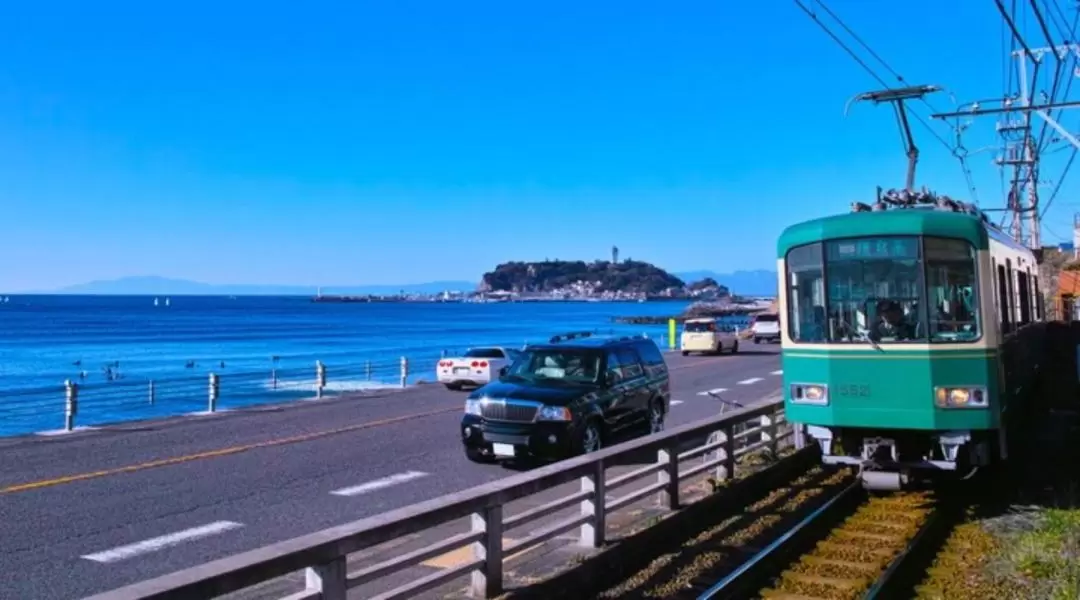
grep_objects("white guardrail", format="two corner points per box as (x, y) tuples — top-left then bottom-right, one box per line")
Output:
(86, 399), (799, 600)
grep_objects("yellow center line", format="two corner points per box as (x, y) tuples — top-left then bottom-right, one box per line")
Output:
(0, 406), (461, 495)
(3, 356), (769, 495)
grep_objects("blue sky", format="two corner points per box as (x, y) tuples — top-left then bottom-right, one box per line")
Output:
(2, 0), (1077, 291)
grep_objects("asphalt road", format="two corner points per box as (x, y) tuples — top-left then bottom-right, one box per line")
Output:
(0, 345), (783, 600)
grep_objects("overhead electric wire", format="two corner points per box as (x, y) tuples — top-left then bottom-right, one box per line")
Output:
(795, 0), (980, 202)
(1037, 3), (1079, 154)
(793, 0), (953, 151)
(1030, 0), (1065, 154)
(997, 0), (1038, 60)
(1043, 0), (1073, 41)
(1040, 144), (1076, 219)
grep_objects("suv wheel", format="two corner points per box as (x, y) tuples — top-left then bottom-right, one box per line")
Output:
(731, 341), (739, 354)
(648, 401), (665, 434)
(577, 420), (602, 455)
(753, 336), (761, 344)
(714, 342), (723, 355)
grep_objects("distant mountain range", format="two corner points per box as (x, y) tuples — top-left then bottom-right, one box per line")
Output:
(37, 276), (478, 296)
(674, 270), (777, 297)
(22, 269), (778, 297)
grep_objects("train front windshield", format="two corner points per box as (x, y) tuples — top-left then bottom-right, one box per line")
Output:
(785, 236), (980, 344)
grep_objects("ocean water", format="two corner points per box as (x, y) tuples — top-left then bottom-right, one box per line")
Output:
(0, 295), (751, 436)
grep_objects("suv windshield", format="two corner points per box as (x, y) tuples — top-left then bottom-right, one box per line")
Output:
(503, 348), (603, 384)
(464, 348), (505, 359)
(684, 321), (717, 333)
(785, 235), (981, 344)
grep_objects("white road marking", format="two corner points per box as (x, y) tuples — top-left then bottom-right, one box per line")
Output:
(771, 370), (783, 375)
(738, 377), (764, 385)
(670, 400), (685, 406)
(81, 521), (243, 564)
(330, 471), (429, 497)
(697, 388), (728, 396)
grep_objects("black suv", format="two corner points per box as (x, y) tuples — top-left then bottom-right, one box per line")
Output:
(460, 332), (671, 463)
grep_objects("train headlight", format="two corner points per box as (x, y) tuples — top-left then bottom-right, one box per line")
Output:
(790, 383), (828, 406)
(933, 386), (988, 409)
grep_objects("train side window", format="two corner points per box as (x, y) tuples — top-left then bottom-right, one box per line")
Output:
(785, 242), (825, 343)
(991, 258), (1000, 315)
(1006, 258), (1016, 330)
(924, 238), (980, 342)
(997, 263), (1011, 333)
(1034, 274), (1043, 320)
(1017, 270), (1031, 325)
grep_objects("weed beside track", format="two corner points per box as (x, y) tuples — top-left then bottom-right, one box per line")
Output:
(597, 465), (855, 599)
(757, 490), (936, 599)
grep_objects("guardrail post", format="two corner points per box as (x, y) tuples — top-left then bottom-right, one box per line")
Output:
(761, 413), (777, 457)
(315, 360), (326, 399)
(64, 380), (78, 431)
(304, 557), (347, 600)
(148, 380), (156, 405)
(579, 460), (606, 548)
(400, 356), (408, 388)
(470, 505), (503, 597)
(365, 360), (372, 381)
(656, 441), (680, 509)
(208, 373), (219, 413)
(722, 425), (736, 480)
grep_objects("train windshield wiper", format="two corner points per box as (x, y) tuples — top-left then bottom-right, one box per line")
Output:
(836, 318), (881, 350)
(852, 329), (882, 351)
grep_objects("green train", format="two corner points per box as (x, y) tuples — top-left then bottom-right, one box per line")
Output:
(778, 190), (1044, 489)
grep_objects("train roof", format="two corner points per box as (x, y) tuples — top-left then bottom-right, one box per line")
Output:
(776, 208), (1005, 257)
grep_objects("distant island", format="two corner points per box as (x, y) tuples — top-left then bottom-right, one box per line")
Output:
(315, 260), (734, 303)
(478, 259), (721, 299)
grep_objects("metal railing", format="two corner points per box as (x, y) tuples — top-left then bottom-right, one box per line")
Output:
(0, 354), (431, 437)
(86, 399), (798, 600)
(0, 333), (672, 438)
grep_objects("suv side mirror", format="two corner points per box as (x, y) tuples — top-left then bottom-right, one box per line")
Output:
(498, 365), (509, 377)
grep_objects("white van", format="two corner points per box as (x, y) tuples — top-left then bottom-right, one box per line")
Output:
(750, 313), (781, 344)
(680, 318), (739, 356)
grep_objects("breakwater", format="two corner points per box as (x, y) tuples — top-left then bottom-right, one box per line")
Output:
(613, 303), (772, 325)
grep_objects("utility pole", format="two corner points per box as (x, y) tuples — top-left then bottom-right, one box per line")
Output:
(846, 85), (944, 193)
(933, 43), (1080, 249)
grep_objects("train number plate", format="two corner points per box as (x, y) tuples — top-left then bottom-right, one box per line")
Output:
(836, 384), (871, 397)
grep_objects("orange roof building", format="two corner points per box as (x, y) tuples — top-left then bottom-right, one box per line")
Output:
(1055, 269), (1080, 320)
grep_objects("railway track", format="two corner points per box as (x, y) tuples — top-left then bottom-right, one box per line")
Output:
(696, 480), (950, 600)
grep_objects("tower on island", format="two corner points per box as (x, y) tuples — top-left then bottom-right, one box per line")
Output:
(612, 245), (619, 264)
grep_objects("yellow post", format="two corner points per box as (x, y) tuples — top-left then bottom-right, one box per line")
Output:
(668, 318), (677, 350)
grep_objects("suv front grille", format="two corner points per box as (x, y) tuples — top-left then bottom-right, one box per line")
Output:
(480, 401), (539, 423)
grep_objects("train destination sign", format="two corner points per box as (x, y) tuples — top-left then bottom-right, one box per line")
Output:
(826, 237), (918, 261)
